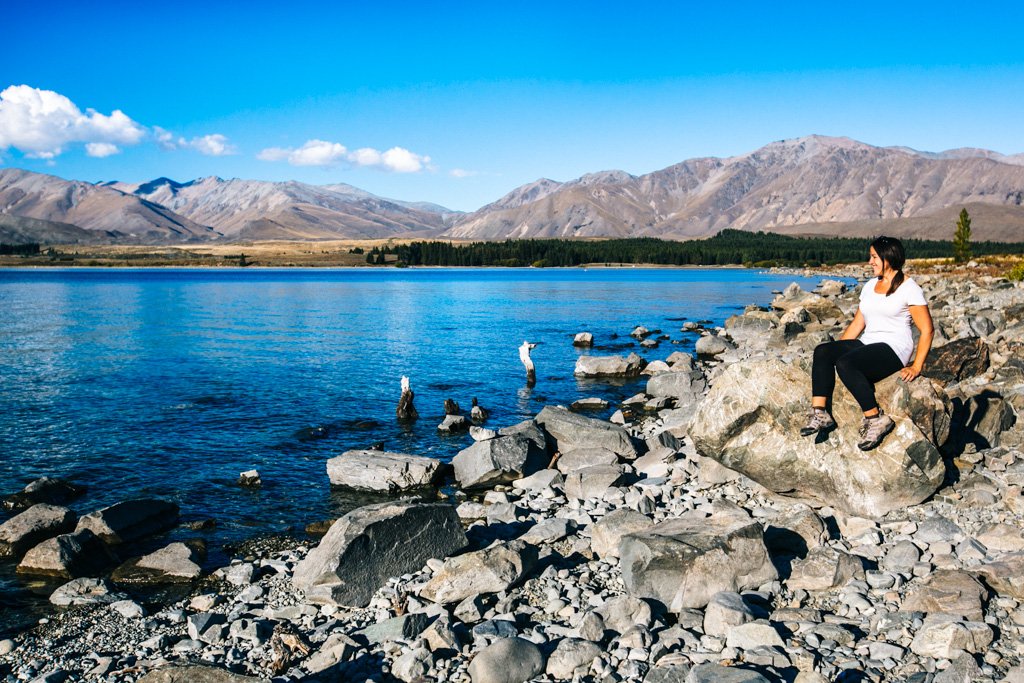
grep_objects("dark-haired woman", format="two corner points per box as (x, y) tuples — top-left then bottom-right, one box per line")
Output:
(801, 236), (934, 450)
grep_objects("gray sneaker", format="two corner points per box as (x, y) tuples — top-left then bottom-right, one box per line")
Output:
(858, 414), (895, 451)
(800, 409), (836, 436)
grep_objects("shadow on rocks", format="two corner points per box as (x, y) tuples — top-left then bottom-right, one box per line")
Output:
(306, 651), (390, 683)
(465, 520), (532, 547)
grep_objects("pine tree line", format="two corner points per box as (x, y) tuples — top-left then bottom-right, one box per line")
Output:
(372, 230), (1024, 268)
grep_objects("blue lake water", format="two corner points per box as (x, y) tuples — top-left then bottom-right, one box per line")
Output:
(0, 266), (828, 621)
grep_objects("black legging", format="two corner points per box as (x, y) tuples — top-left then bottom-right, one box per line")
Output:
(811, 340), (904, 412)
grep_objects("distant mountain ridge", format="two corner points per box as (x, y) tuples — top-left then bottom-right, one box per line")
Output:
(444, 136), (1024, 242)
(2, 135), (1023, 244)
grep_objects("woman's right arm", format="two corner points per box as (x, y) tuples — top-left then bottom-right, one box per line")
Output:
(839, 309), (865, 340)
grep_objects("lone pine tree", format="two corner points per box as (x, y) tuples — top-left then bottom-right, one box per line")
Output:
(953, 208), (972, 263)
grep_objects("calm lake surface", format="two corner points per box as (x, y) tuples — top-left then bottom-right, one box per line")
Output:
(0, 267), (828, 620)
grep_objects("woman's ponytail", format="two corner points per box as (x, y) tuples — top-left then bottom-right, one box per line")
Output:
(888, 270), (905, 297)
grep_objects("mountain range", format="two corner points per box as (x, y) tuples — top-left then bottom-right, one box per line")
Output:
(2, 135), (1023, 244)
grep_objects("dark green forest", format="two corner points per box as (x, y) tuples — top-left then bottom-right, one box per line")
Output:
(0, 243), (40, 256)
(368, 230), (1024, 267)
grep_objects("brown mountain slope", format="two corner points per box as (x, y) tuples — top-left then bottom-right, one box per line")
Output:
(0, 169), (219, 244)
(776, 202), (1024, 242)
(445, 136), (1024, 241)
(121, 176), (458, 240)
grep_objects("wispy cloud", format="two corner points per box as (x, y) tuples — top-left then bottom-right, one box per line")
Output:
(0, 85), (144, 159)
(258, 138), (431, 173)
(449, 168), (479, 178)
(154, 127), (236, 156)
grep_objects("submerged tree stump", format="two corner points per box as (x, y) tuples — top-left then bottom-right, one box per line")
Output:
(397, 376), (418, 421)
(520, 341), (538, 386)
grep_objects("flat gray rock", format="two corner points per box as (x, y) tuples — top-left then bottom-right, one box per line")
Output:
(468, 637), (544, 683)
(901, 570), (987, 620)
(787, 546), (864, 591)
(49, 577), (126, 606)
(685, 663), (771, 683)
(564, 464), (632, 501)
(689, 358), (949, 518)
(573, 353), (646, 378)
(536, 406), (640, 459)
(327, 450), (442, 492)
(909, 615), (993, 659)
(419, 540), (537, 605)
(590, 508), (654, 559)
(703, 591), (757, 637)
(112, 542), (203, 584)
(646, 369), (707, 404)
(75, 498), (179, 544)
(293, 500), (467, 606)
(137, 666), (268, 683)
(0, 503), (76, 559)
(620, 513), (777, 611)
(545, 638), (601, 679)
(555, 446), (619, 474)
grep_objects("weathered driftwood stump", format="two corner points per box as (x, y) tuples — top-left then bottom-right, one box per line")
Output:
(520, 341), (538, 386)
(396, 376), (418, 421)
(471, 397), (489, 422)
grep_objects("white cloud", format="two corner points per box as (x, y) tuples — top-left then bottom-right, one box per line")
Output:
(289, 139), (349, 167)
(380, 147), (427, 173)
(348, 147), (383, 167)
(85, 142), (120, 158)
(449, 168), (478, 178)
(257, 139), (430, 173)
(0, 85), (144, 159)
(153, 126), (235, 156)
(190, 133), (235, 156)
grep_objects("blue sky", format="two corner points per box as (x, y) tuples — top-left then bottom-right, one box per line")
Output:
(2, 1), (1022, 211)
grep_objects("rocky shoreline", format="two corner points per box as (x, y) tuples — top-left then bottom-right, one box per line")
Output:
(2, 269), (1024, 683)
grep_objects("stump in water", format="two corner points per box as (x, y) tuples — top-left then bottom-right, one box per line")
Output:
(397, 376), (418, 421)
(471, 397), (489, 423)
(519, 341), (538, 387)
(444, 398), (461, 416)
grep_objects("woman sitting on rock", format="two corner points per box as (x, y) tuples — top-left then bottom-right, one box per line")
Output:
(801, 236), (933, 450)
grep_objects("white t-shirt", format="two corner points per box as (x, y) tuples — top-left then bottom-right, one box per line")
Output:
(858, 277), (928, 365)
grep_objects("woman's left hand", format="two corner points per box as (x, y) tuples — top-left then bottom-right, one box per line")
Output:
(900, 365), (921, 382)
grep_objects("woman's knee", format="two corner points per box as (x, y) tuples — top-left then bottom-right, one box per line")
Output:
(813, 342), (834, 361)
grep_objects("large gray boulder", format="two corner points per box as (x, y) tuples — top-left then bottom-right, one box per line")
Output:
(590, 509), (655, 559)
(2, 477), (86, 512)
(17, 528), (117, 579)
(619, 513), (777, 611)
(112, 542), (204, 584)
(75, 498), (180, 544)
(327, 450), (443, 492)
(452, 435), (545, 490)
(771, 285), (845, 322)
(293, 501), (467, 606)
(0, 503), (76, 559)
(689, 358), (949, 518)
(419, 540), (537, 605)
(646, 369), (707, 405)
(536, 406), (639, 459)
(563, 464), (633, 501)
(574, 353), (646, 378)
